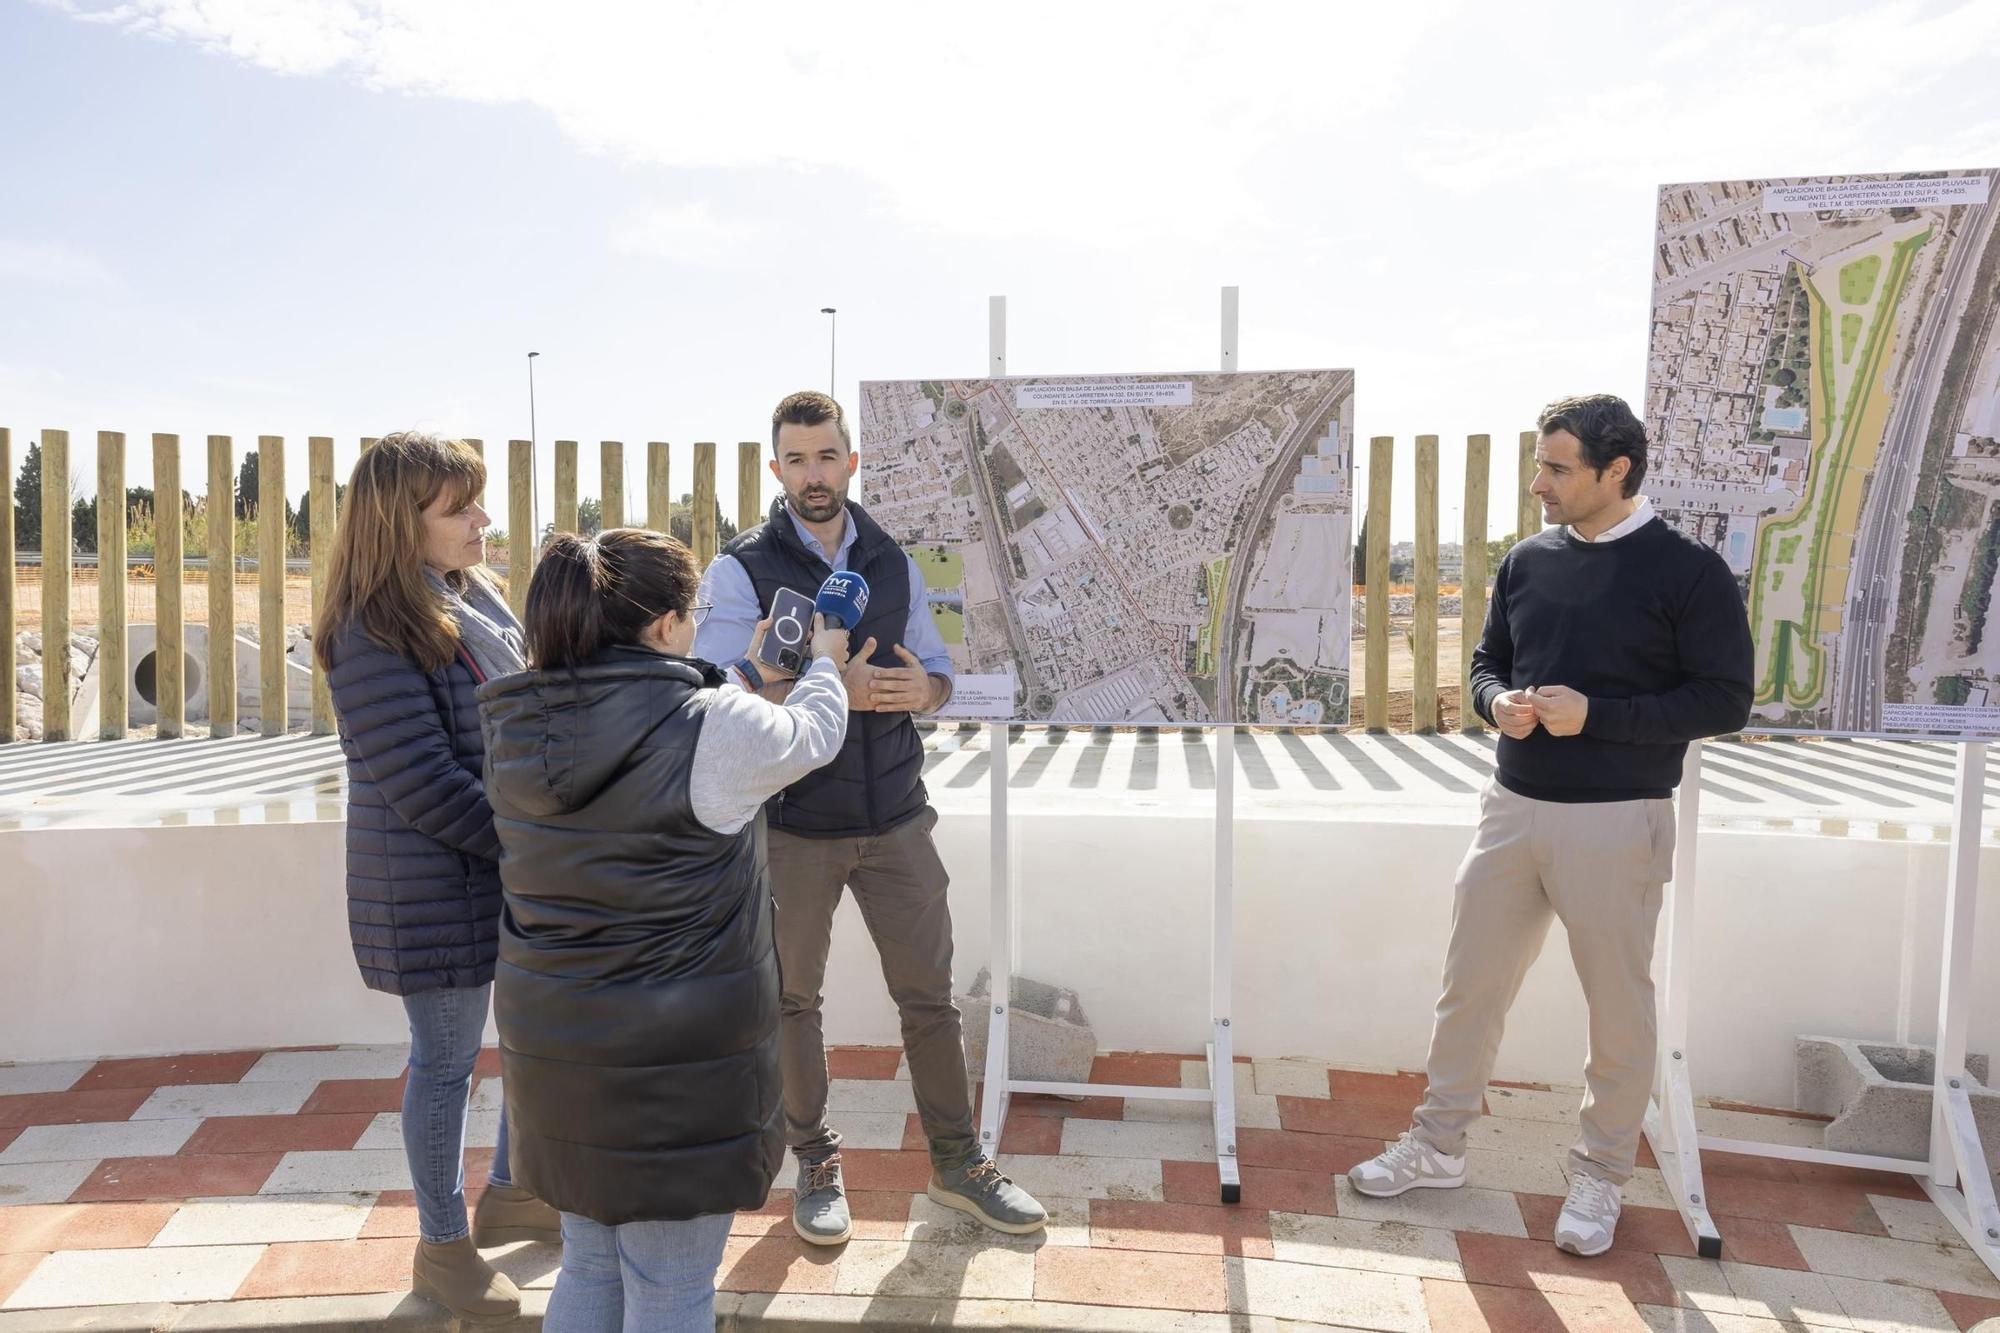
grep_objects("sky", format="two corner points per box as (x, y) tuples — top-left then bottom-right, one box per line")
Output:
(4, 0), (1999, 542)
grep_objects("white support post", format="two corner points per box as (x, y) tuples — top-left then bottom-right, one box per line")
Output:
(978, 718), (1013, 1151)
(978, 295), (1013, 1153)
(1921, 742), (2000, 1271)
(1659, 740), (1998, 1280)
(1645, 743), (1723, 1258)
(1210, 284), (1242, 1203)
(1931, 741), (1983, 1189)
(974, 288), (1245, 1204)
(1220, 286), (1239, 373)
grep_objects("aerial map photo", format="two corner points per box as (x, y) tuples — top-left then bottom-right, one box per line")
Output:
(859, 371), (1353, 726)
(1646, 169), (2000, 737)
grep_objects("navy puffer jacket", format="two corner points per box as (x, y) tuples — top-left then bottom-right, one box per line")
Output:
(327, 621), (502, 995)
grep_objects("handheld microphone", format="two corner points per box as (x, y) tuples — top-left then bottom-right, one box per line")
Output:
(814, 571), (871, 631)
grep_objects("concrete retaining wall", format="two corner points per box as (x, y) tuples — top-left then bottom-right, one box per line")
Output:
(3, 808), (1996, 1112)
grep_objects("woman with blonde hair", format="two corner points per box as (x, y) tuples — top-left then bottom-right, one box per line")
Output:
(480, 527), (849, 1331)
(314, 432), (558, 1321)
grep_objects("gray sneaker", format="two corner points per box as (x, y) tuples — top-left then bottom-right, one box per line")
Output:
(793, 1153), (853, 1246)
(928, 1153), (1048, 1235)
(1554, 1171), (1622, 1257)
(1347, 1132), (1467, 1197)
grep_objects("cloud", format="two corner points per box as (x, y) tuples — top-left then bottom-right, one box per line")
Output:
(51, 0), (376, 75)
(1401, 1), (2000, 192)
(0, 238), (117, 289)
(47, 0), (1433, 244)
(28, 0), (2000, 498)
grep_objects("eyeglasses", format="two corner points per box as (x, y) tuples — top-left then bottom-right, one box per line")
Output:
(613, 590), (712, 628)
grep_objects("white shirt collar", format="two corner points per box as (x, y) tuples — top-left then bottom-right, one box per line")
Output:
(1570, 496), (1655, 544)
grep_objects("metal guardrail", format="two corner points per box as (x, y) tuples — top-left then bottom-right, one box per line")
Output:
(12, 552), (315, 573)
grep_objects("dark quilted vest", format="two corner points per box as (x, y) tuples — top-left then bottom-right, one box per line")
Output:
(722, 498), (928, 838)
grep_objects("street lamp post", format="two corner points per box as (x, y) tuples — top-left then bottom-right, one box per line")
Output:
(527, 351), (540, 450)
(820, 307), (837, 397)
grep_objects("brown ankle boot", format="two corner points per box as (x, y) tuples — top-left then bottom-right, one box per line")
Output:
(473, 1182), (563, 1245)
(411, 1237), (521, 1321)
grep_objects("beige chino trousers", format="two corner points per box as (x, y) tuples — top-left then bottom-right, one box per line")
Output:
(1411, 780), (1677, 1184)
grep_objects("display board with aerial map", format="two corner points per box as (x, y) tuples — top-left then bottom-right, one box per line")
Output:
(1647, 169), (2000, 738)
(859, 371), (1353, 726)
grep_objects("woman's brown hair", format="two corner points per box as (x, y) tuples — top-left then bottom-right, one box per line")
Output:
(526, 528), (700, 671)
(312, 432), (491, 672)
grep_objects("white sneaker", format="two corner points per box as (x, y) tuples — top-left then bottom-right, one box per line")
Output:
(1554, 1172), (1622, 1257)
(1346, 1133), (1467, 1197)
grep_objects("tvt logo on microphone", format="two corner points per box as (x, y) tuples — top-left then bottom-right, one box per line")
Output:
(815, 573), (871, 630)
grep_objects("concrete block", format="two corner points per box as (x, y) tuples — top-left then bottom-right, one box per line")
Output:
(1796, 1036), (1999, 1196)
(126, 623), (214, 725)
(958, 968), (1096, 1086)
(74, 627), (312, 733)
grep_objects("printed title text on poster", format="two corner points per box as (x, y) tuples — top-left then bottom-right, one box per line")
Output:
(1764, 177), (1991, 212)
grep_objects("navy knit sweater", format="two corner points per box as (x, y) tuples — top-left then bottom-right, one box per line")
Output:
(1469, 519), (1754, 802)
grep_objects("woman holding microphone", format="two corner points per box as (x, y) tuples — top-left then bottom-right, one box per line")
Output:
(478, 527), (850, 1331)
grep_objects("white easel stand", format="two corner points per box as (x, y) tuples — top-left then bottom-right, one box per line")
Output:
(1646, 742), (2000, 1277)
(974, 289), (1244, 1204)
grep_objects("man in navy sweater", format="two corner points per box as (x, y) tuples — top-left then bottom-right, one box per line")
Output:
(1348, 394), (1753, 1257)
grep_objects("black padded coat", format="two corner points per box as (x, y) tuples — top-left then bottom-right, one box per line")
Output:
(479, 647), (784, 1225)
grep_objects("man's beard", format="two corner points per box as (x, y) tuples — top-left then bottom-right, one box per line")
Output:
(791, 484), (845, 522)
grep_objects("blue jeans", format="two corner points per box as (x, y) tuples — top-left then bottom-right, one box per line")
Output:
(544, 1210), (732, 1333)
(402, 984), (512, 1244)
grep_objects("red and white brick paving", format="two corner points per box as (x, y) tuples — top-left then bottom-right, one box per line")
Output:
(1, 1046), (1997, 1330)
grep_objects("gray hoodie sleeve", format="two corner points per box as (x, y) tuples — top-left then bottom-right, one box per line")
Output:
(688, 656), (850, 834)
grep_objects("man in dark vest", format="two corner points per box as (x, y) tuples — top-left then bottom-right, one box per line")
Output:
(695, 390), (1047, 1246)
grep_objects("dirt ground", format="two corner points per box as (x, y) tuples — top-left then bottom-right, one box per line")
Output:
(1351, 616), (1468, 731)
(12, 570), (320, 633)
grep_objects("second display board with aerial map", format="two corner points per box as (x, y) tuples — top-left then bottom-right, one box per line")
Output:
(859, 371), (1353, 726)
(1647, 168), (2000, 738)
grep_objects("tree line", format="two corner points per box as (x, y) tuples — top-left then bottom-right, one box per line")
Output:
(12, 442), (735, 557)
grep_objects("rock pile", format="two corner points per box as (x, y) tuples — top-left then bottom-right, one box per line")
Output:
(9, 631), (99, 742)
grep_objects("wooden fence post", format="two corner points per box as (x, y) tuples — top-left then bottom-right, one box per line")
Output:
(1413, 434), (1439, 733)
(463, 438), (484, 506)
(601, 441), (624, 530)
(507, 440), (534, 622)
(647, 443), (672, 534)
(153, 435), (184, 739)
(41, 429), (72, 742)
(258, 435), (286, 736)
(1364, 435), (1392, 733)
(1461, 434), (1491, 733)
(737, 442), (762, 535)
(97, 431), (129, 739)
(693, 442), (717, 567)
(554, 440), (579, 534)
(0, 427), (12, 742)
(207, 436), (236, 737)
(309, 437), (336, 735)
(1518, 429), (1540, 541)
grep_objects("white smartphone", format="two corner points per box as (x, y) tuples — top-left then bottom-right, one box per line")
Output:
(756, 587), (817, 676)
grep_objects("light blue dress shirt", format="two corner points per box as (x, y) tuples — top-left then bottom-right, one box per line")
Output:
(694, 505), (954, 681)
